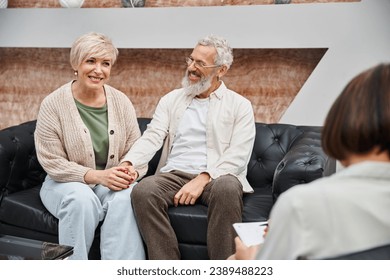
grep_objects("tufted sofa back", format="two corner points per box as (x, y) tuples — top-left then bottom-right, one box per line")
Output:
(0, 121), (45, 200)
(272, 126), (335, 199)
(247, 123), (304, 192)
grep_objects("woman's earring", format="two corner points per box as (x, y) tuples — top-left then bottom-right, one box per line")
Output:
(74, 71), (78, 78)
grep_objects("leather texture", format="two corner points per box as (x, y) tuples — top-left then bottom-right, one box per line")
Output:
(0, 118), (335, 259)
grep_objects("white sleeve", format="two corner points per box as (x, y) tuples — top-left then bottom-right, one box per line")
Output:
(256, 190), (307, 260)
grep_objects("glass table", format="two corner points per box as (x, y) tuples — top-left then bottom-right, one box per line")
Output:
(0, 234), (73, 260)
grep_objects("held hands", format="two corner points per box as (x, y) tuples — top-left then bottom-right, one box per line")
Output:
(107, 166), (136, 191)
(120, 164), (139, 182)
(173, 173), (210, 207)
(100, 166), (138, 191)
(85, 165), (138, 191)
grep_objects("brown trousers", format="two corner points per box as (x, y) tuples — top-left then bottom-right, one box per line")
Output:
(131, 170), (243, 260)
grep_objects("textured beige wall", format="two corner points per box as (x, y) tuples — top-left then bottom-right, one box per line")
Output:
(0, 48), (326, 129)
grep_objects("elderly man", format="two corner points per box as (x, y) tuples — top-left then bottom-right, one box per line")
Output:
(121, 35), (255, 260)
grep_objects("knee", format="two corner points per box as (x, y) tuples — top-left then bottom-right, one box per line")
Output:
(211, 175), (242, 197)
(110, 187), (132, 205)
(62, 187), (100, 213)
(208, 175), (243, 209)
(131, 177), (157, 204)
(56, 187), (103, 222)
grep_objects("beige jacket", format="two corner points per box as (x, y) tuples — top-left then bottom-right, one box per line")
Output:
(122, 82), (256, 193)
(35, 81), (146, 185)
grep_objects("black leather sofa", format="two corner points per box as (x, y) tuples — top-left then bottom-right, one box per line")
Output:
(0, 118), (336, 259)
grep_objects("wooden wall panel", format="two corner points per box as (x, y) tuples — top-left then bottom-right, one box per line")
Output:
(143, 0), (357, 7)
(7, 0), (358, 8)
(0, 47), (326, 129)
(7, 0), (121, 8)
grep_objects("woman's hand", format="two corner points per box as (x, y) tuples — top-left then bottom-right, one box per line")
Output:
(227, 237), (260, 260)
(263, 223), (269, 239)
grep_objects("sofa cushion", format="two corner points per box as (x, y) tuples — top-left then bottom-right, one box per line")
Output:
(169, 205), (208, 244)
(242, 188), (273, 222)
(179, 243), (209, 260)
(0, 186), (58, 235)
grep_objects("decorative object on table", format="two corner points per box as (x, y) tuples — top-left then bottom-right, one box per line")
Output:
(59, 0), (84, 8)
(122, 0), (145, 8)
(0, 0), (8, 9)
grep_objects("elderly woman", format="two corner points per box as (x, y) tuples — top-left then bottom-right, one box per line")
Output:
(229, 63), (390, 260)
(35, 32), (146, 260)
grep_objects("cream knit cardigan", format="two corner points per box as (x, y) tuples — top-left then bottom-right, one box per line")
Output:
(35, 81), (147, 185)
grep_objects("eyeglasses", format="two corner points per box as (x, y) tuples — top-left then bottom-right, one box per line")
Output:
(185, 57), (221, 69)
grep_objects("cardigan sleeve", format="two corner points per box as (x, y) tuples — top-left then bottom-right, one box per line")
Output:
(34, 86), (92, 183)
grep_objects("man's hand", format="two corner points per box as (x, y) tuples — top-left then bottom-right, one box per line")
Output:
(173, 173), (210, 207)
(119, 161), (139, 181)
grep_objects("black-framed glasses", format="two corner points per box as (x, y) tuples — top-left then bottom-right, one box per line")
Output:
(185, 57), (221, 69)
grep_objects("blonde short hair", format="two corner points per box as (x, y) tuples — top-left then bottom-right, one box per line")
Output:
(70, 32), (118, 70)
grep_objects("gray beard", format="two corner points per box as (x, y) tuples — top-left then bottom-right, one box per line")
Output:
(181, 72), (213, 98)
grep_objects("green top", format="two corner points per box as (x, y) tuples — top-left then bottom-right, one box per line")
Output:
(74, 98), (109, 170)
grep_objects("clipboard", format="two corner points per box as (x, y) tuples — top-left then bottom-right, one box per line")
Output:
(233, 221), (268, 246)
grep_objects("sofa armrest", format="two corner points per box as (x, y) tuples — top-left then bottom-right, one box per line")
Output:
(272, 129), (336, 201)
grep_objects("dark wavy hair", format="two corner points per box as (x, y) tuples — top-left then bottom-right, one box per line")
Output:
(322, 63), (390, 161)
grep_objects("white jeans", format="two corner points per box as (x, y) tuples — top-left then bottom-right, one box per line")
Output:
(40, 176), (145, 260)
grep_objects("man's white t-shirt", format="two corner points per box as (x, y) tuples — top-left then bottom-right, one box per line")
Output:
(160, 97), (209, 174)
